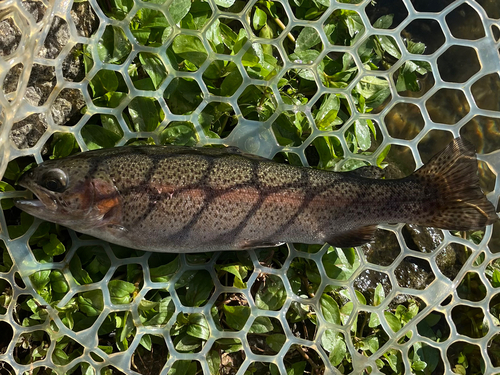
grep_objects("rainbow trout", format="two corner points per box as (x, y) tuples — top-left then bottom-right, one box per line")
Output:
(15, 138), (497, 253)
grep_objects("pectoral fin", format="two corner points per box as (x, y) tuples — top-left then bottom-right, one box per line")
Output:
(326, 225), (377, 247)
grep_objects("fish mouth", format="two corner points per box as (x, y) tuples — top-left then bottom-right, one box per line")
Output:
(14, 195), (58, 214)
(14, 180), (59, 215)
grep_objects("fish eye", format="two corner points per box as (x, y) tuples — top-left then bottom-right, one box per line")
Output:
(41, 169), (68, 193)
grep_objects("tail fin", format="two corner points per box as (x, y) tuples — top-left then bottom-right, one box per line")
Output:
(414, 138), (497, 230)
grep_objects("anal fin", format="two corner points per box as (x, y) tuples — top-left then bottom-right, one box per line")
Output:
(239, 240), (285, 250)
(326, 225), (377, 247)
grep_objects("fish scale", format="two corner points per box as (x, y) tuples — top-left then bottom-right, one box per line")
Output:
(14, 138), (498, 253)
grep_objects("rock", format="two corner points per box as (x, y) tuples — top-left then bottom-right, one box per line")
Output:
(394, 256), (435, 290)
(21, 0), (47, 23)
(404, 224), (469, 281)
(402, 224), (443, 253)
(38, 16), (69, 59)
(62, 44), (87, 82)
(10, 113), (48, 149)
(25, 64), (56, 106)
(70, 1), (99, 37)
(2, 63), (23, 97)
(361, 229), (401, 266)
(0, 17), (21, 56)
(358, 223), (467, 303)
(51, 88), (86, 126)
(353, 269), (392, 304)
(435, 243), (469, 281)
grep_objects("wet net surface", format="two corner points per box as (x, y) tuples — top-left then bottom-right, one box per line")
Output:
(0, 0), (500, 374)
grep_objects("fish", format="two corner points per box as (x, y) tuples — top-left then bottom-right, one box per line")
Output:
(14, 138), (498, 253)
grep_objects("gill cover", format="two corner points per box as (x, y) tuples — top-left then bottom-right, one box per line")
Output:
(14, 157), (122, 230)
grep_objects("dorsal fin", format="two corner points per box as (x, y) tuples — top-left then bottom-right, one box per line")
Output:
(222, 146), (272, 161)
(345, 166), (384, 179)
(149, 144), (272, 161)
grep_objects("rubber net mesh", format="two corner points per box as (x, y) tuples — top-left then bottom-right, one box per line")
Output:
(0, 0), (500, 374)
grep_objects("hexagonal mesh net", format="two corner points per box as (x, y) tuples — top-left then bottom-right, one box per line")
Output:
(1, 0), (500, 374)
